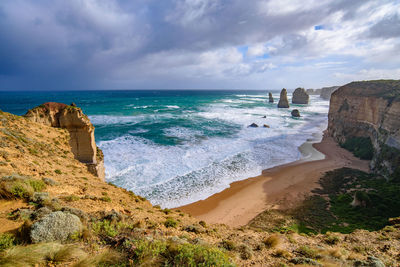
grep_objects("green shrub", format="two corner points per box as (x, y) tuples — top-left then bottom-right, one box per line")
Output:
(324, 233), (340, 245)
(220, 240), (236, 251)
(28, 180), (45, 192)
(0, 233), (15, 251)
(168, 243), (233, 267)
(92, 220), (119, 238)
(65, 195), (80, 202)
(296, 246), (320, 259)
(199, 220), (207, 227)
(237, 244), (252, 260)
(54, 169), (62, 175)
(0, 176), (46, 199)
(99, 196), (111, 202)
(341, 137), (374, 160)
(164, 217), (178, 228)
(163, 208), (172, 214)
(129, 239), (167, 264)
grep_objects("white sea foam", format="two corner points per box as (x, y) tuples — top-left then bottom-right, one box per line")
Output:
(99, 95), (329, 208)
(165, 105), (180, 109)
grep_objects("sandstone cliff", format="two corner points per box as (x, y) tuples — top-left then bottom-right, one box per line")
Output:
(25, 102), (105, 179)
(328, 80), (400, 175)
(292, 88), (309, 104)
(277, 88), (289, 108)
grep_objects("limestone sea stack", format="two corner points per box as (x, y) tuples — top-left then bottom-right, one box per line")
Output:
(292, 88), (309, 104)
(328, 80), (400, 175)
(25, 102), (105, 179)
(320, 86), (340, 100)
(268, 92), (274, 103)
(277, 89), (289, 108)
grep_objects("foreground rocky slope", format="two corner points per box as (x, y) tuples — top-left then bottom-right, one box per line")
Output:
(0, 105), (399, 266)
(328, 80), (400, 176)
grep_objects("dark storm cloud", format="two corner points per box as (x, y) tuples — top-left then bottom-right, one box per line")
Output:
(0, 0), (397, 90)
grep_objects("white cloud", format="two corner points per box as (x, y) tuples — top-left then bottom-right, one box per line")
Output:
(334, 68), (400, 81)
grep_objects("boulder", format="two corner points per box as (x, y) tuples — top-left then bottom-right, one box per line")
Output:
(354, 256), (385, 267)
(32, 207), (52, 220)
(263, 124), (270, 128)
(30, 192), (50, 205)
(290, 257), (321, 266)
(248, 123), (259, 128)
(30, 211), (83, 243)
(268, 92), (274, 103)
(291, 109), (301, 117)
(61, 207), (89, 223)
(277, 89), (289, 108)
(184, 224), (205, 234)
(292, 88), (309, 104)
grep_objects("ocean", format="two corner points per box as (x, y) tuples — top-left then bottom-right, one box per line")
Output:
(0, 90), (329, 208)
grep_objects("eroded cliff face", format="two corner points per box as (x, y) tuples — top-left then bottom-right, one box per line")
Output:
(328, 80), (400, 175)
(25, 102), (105, 179)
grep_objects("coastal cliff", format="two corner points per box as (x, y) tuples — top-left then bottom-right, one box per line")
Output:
(25, 102), (105, 179)
(328, 80), (400, 175)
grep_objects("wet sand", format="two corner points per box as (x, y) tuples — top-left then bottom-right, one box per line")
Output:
(178, 132), (369, 227)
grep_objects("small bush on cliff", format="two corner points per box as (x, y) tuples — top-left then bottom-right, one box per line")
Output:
(164, 217), (178, 228)
(0, 233), (15, 251)
(341, 137), (374, 160)
(0, 175), (46, 199)
(125, 239), (233, 266)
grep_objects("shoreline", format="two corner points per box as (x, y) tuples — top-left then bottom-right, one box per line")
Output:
(178, 131), (370, 227)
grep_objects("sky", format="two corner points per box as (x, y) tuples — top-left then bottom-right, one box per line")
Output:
(0, 0), (399, 91)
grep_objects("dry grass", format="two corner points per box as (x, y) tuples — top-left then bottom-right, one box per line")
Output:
(72, 249), (122, 267)
(0, 243), (85, 267)
(263, 234), (281, 248)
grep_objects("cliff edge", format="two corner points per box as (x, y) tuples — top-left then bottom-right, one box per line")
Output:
(328, 80), (400, 175)
(24, 102), (105, 179)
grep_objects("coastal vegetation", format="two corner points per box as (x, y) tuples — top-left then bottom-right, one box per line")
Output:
(341, 137), (374, 160)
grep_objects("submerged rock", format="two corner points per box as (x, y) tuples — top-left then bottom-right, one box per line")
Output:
(30, 211), (83, 243)
(292, 88), (309, 104)
(263, 124), (270, 128)
(277, 89), (289, 108)
(291, 109), (301, 117)
(248, 123), (259, 128)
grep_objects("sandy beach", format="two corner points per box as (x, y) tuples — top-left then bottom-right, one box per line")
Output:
(178, 132), (370, 227)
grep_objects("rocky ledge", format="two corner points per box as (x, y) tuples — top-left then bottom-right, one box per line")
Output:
(328, 80), (400, 175)
(24, 102), (105, 179)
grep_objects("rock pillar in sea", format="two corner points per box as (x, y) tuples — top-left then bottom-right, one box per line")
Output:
(24, 102), (105, 180)
(268, 92), (274, 103)
(292, 88), (309, 104)
(277, 89), (289, 108)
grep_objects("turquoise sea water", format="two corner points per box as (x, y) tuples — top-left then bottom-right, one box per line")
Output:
(0, 90), (329, 207)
